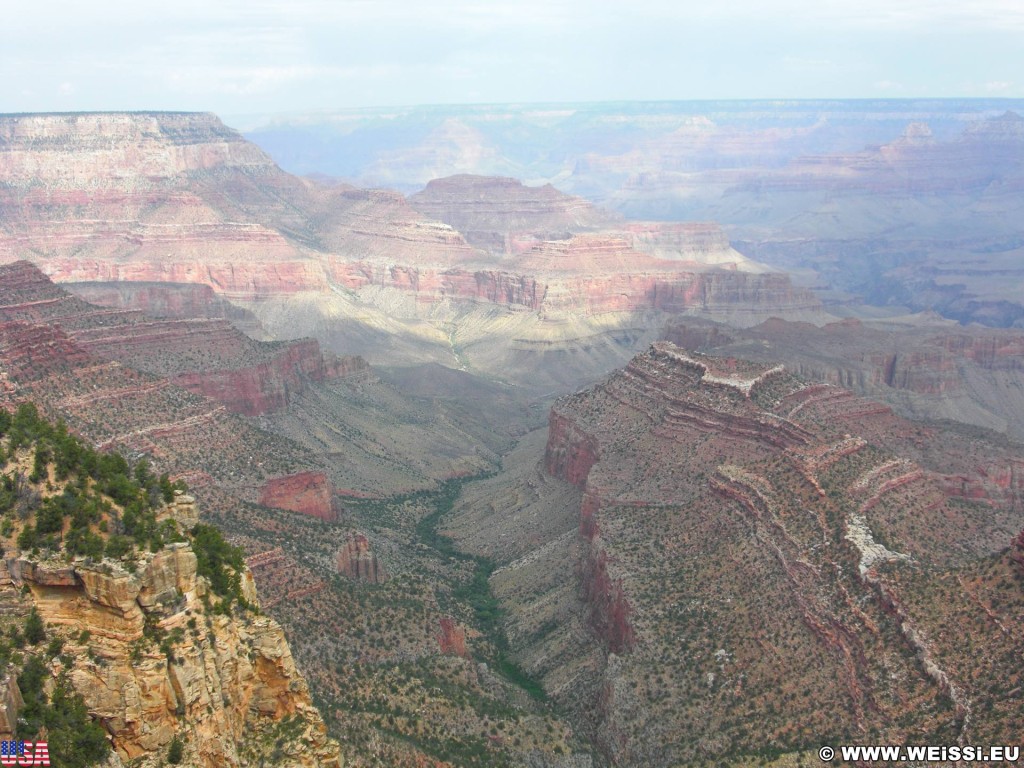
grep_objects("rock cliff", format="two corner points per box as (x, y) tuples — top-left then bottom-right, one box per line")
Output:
(0, 260), (370, 419)
(260, 472), (336, 521)
(0, 415), (343, 768)
(449, 343), (1024, 765)
(8, 545), (340, 768)
(334, 533), (387, 584)
(663, 316), (1024, 441)
(0, 113), (832, 391)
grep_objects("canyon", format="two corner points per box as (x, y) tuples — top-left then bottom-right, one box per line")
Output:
(444, 342), (1024, 765)
(0, 262), (593, 767)
(245, 101), (1024, 328)
(0, 260), (500, 500)
(0, 112), (829, 393)
(3, 105), (1024, 768)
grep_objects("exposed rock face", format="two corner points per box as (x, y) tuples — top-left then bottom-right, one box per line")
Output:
(435, 616), (469, 658)
(0, 260), (370, 418)
(0, 113), (832, 392)
(510, 342), (1024, 765)
(0, 112), (274, 185)
(0, 113), (323, 301)
(544, 412), (599, 487)
(0, 673), (24, 739)
(66, 281), (259, 322)
(334, 533), (387, 584)
(166, 340), (366, 417)
(9, 541), (342, 768)
(409, 174), (617, 253)
(0, 263), (503, 500)
(260, 472), (336, 521)
(663, 316), (1024, 441)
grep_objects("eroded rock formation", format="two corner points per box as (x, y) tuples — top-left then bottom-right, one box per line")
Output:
(260, 472), (336, 521)
(3, 530), (341, 768)
(0, 114), (831, 391)
(334, 533), (387, 584)
(664, 316), (1024, 441)
(482, 342), (1024, 765)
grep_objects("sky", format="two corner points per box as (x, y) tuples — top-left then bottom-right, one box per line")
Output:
(3, 0), (1024, 115)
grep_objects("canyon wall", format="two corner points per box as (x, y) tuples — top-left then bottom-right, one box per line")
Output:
(664, 316), (1024, 441)
(2, 495), (341, 768)
(529, 342), (1024, 764)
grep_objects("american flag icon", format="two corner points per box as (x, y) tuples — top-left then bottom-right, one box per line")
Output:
(0, 741), (49, 766)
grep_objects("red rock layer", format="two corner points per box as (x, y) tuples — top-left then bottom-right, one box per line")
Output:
(259, 472), (336, 521)
(0, 115), (823, 326)
(0, 261), (370, 417)
(167, 340), (360, 417)
(66, 282), (256, 321)
(409, 174), (616, 253)
(436, 616), (469, 658)
(335, 533), (387, 584)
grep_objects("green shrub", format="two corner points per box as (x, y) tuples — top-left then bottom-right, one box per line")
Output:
(167, 735), (184, 765)
(24, 608), (46, 646)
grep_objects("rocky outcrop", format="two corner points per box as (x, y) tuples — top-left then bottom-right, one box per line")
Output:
(0, 261), (370, 417)
(0, 672), (23, 740)
(578, 545), (634, 654)
(531, 342), (1024, 764)
(663, 317), (1024, 441)
(9, 542), (341, 768)
(409, 174), (617, 254)
(436, 616), (469, 658)
(544, 412), (600, 487)
(169, 341), (365, 417)
(66, 281), (259, 322)
(335, 533), (387, 584)
(260, 472), (336, 521)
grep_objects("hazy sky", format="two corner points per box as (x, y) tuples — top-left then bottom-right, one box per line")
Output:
(3, 0), (1023, 115)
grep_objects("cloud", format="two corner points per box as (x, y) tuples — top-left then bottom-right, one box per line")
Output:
(639, 0), (1024, 31)
(2, 0), (1024, 111)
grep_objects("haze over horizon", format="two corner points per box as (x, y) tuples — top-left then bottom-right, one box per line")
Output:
(3, 0), (1024, 116)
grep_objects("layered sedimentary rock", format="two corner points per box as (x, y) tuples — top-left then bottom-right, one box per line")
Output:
(0, 261), (369, 418)
(67, 281), (259, 322)
(0, 113), (831, 391)
(335, 533), (387, 584)
(664, 316), (1024, 441)
(260, 472), (336, 521)
(0, 113), (325, 300)
(409, 174), (765, 271)
(6, 524), (341, 768)
(409, 174), (618, 253)
(449, 343), (1024, 766)
(0, 262), (496, 507)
